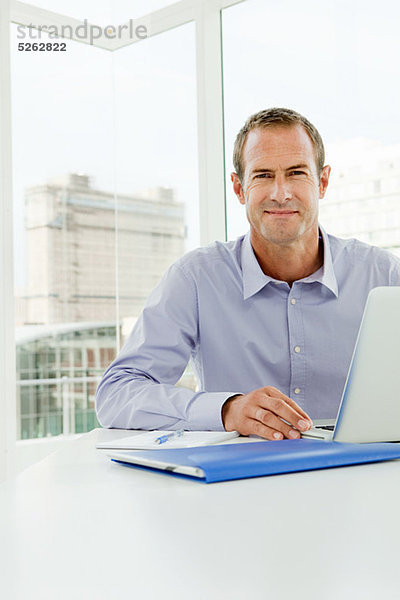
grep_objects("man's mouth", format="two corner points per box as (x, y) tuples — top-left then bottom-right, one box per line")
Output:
(265, 210), (298, 215)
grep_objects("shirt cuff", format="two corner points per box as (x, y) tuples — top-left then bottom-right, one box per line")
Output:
(186, 391), (242, 431)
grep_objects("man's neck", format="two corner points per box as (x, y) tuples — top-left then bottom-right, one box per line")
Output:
(250, 229), (323, 286)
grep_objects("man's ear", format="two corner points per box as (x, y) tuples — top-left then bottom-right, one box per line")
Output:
(319, 165), (331, 199)
(231, 172), (246, 205)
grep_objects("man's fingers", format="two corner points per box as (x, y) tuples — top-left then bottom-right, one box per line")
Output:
(263, 386), (312, 421)
(253, 407), (301, 439)
(251, 419), (285, 441)
(283, 396), (312, 422)
(257, 389), (312, 431)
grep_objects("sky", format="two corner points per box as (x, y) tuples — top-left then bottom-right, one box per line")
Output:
(11, 0), (400, 283)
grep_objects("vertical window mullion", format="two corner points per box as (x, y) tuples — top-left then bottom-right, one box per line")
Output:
(195, 2), (227, 244)
(0, 0), (17, 481)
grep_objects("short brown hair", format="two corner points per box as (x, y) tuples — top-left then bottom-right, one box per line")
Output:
(233, 107), (325, 182)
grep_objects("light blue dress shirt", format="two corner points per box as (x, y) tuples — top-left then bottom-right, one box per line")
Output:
(96, 227), (400, 431)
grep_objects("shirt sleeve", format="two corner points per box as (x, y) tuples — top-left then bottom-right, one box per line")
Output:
(389, 254), (400, 285)
(95, 263), (238, 431)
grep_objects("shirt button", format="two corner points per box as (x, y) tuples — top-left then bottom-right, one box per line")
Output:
(294, 346), (301, 353)
(294, 388), (301, 394)
(290, 298), (297, 305)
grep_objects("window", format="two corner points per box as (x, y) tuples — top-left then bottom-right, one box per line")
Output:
(10, 8), (201, 440)
(222, 0), (400, 255)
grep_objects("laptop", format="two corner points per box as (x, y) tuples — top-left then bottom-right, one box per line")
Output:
(302, 286), (400, 443)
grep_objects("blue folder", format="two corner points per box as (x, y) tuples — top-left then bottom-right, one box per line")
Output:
(110, 438), (400, 483)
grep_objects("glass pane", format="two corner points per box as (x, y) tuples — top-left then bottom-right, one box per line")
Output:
(17, 0), (177, 25)
(12, 25), (114, 438)
(114, 23), (199, 324)
(12, 19), (199, 440)
(222, 0), (400, 255)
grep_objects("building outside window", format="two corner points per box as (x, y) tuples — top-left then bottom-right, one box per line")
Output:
(16, 323), (115, 439)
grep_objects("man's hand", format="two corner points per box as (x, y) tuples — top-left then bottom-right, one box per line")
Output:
(222, 386), (313, 440)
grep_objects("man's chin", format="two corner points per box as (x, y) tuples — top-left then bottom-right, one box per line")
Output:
(258, 227), (302, 246)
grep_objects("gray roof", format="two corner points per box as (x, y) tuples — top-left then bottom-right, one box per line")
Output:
(16, 321), (117, 345)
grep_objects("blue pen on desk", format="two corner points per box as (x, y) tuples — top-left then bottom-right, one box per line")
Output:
(155, 429), (185, 445)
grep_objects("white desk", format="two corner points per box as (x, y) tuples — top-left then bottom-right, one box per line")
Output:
(1, 428), (400, 599)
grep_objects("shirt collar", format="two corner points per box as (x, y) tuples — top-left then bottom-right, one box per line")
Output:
(241, 225), (339, 300)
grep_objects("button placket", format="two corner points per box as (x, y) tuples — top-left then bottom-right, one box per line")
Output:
(288, 285), (306, 406)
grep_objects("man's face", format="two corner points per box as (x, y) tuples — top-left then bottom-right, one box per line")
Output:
(232, 125), (330, 247)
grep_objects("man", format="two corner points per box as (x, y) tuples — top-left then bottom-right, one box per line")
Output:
(96, 107), (400, 440)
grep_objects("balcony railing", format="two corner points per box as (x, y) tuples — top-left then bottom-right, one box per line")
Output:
(17, 375), (102, 438)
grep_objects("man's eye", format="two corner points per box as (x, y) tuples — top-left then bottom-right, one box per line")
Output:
(290, 170), (306, 176)
(254, 173), (270, 179)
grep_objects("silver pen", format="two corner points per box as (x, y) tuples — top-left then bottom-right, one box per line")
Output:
(154, 429), (185, 445)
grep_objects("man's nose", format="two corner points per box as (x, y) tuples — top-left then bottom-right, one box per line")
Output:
(270, 177), (292, 203)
